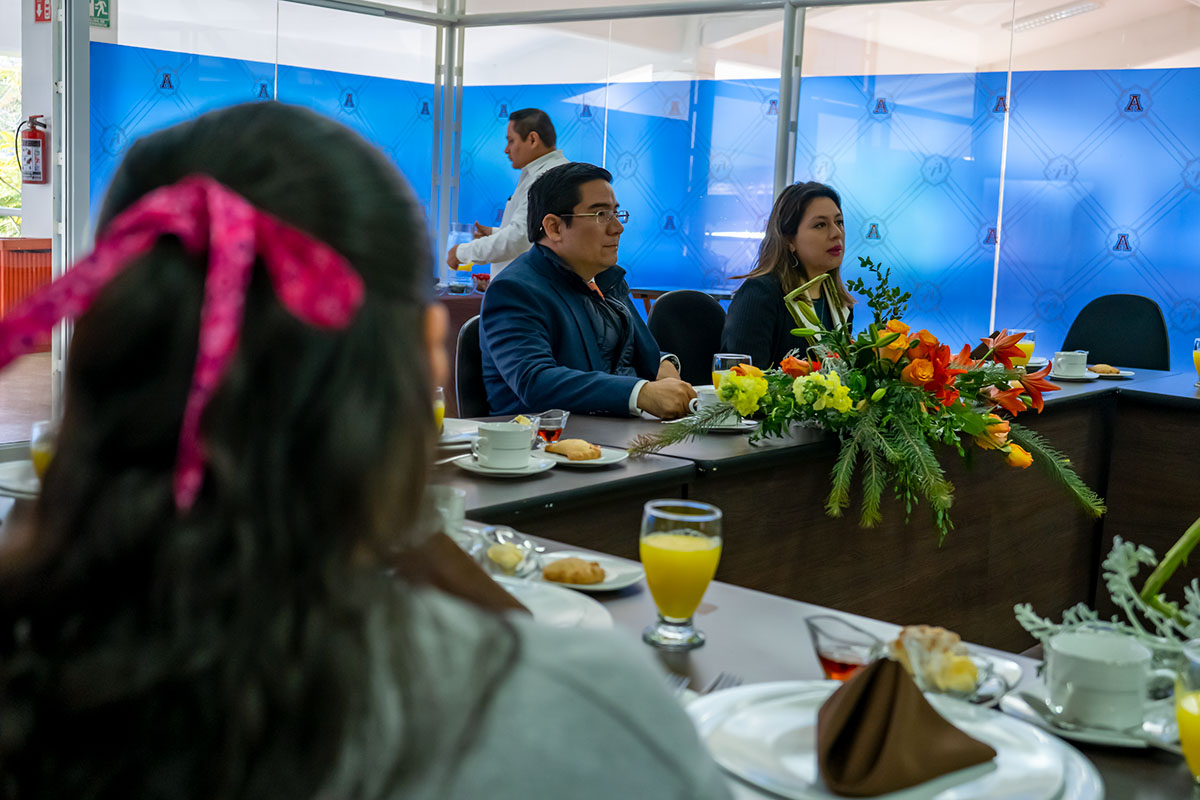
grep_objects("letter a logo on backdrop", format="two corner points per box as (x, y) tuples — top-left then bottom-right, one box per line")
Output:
(1113, 233), (1132, 251)
(873, 99), (888, 114)
(866, 224), (881, 240)
(983, 228), (998, 245)
(497, 103), (508, 118)
(255, 82), (271, 100)
(992, 96), (1007, 113)
(1125, 94), (1143, 112)
(156, 71), (177, 95)
(342, 91), (356, 111)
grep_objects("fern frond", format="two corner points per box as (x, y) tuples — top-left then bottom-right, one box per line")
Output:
(626, 403), (737, 458)
(887, 417), (954, 513)
(859, 439), (887, 527)
(826, 435), (858, 518)
(1008, 422), (1106, 517)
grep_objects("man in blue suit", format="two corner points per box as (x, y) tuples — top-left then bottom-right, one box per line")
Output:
(480, 162), (696, 418)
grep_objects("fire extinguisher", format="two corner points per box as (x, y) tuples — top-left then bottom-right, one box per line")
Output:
(17, 115), (49, 185)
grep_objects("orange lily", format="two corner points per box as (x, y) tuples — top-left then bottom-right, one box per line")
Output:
(949, 344), (975, 370)
(1004, 443), (1033, 469)
(731, 363), (764, 378)
(973, 414), (1010, 450)
(979, 329), (1027, 369)
(780, 356), (813, 378)
(985, 385), (1027, 416)
(1017, 364), (1060, 413)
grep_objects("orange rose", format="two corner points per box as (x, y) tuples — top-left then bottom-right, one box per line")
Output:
(900, 358), (934, 386)
(780, 356), (812, 377)
(1004, 443), (1033, 469)
(878, 319), (911, 362)
(973, 414), (1010, 450)
(909, 329), (940, 360)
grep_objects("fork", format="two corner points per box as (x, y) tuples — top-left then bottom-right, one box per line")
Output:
(702, 671), (744, 695)
(664, 671), (691, 698)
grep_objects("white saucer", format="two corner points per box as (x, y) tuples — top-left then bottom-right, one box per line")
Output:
(666, 416), (759, 433)
(1095, 369), (1135, 379)
(0, 460), (40, 499)
(1024, 357), (1049, 370)
(494, 575), (613, 629)
(999, 689), (1180, 752)
(542, 445), (629, 468)
(454, 454), (555, 478)
(538, 551), (645, 592)
(1048, 371), (1100, 382)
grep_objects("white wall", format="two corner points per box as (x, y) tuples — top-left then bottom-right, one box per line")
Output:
(20, 0), (52, 238)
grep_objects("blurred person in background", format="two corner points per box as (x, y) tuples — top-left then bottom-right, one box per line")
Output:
(447, 107), (568, 277)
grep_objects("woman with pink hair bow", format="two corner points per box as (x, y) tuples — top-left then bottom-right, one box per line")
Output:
(0, 102), (729, 800)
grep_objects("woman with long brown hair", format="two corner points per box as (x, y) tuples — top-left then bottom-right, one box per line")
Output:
(722, 181), (856, 368)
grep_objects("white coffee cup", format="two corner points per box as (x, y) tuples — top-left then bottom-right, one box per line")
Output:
(1044, 631), (1173, 730)
(688, 385), (738, 425)
(471, 421), (533, 469)
(1052, 350), (1088, 378)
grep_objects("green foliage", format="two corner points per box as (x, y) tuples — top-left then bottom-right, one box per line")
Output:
(1007, 422), (1105, 518)
(845, 256), (911, 326)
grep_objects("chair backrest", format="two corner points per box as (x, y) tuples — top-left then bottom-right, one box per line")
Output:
(1061, 294), (1170, 371)
(647, 290), (726, 386)
(455, 315), (490, 418)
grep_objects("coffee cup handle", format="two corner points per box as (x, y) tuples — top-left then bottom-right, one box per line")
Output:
(471, 437), (484, 460)
(688, 397), (701, 414)
(1146, 668), (1177, 700)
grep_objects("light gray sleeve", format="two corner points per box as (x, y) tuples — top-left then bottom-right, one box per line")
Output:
(447, 621), (734, 800)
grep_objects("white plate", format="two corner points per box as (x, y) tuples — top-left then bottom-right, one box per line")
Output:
(0, 460), (40, 499)
(541, 445), (629, 468)
(1048, 372), (1100, 382)
(1094, 370), (1135, 379)
(1024, 357), (1049, 370)
(454, 454), (555, 478)
(964, 653), (1024, 707)
(538, 551), (645, 592)
(689, 680), (1101, 800)
(999, 689), (1179, 751)
(493, 575), (613, 629)
(666, 416), (759, 433)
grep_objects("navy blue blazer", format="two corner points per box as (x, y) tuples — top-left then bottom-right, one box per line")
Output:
(480, 244), (663, 415)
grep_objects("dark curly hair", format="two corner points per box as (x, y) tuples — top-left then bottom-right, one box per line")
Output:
(0, 102), (514, 799)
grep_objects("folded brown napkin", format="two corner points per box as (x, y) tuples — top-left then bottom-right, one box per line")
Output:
(390, 531), (530, 615)
(816, 658), (996, 797)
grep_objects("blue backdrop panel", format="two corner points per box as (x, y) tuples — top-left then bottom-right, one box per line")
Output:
(276, 65), (434, 213)
(90, 43), (435, 225)
(795, 71), (1008, 347)
(995, 67), (1200, 369)
(90, 41), (275, 221)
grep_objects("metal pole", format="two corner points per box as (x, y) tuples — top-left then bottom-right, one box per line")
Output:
(772, 4), (796, 198)
(51, 0), (90, 420)
(785, 6), (806, 187)
(280, 0), (453, 26)
(458, 0), (928, 27)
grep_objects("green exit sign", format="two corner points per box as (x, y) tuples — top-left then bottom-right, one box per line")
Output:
(91, 0), (111, 28)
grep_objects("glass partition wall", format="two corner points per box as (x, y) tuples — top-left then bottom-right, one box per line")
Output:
(13, 0), (1200, 444)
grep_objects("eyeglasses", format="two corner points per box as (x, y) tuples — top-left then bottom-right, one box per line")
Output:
(557, 209), (630, 225)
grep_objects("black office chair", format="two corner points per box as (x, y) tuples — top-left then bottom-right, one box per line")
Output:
(455, 315), (490, 418)
(647, 290), (726, 386)
(1061, 294), (1170, 371)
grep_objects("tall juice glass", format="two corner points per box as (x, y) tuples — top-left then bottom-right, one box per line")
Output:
(1177, 639), (1200, 784)
(1193, 338), (1200, 386)
(30, 420), (56, 480)
(712, 354), (751, 390)
(433, 386), (445, 435)
(640, 499), (722, 650)
(1011, 329), (1035, 367)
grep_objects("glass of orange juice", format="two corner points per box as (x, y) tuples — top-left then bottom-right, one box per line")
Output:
(1010, 329), (1036, 367)
(433, 386), (445, 435)
(1176, 639), (1200, 785)
(640, 499), (722, 650)
(30, 419), (56, 480)
(1192, 338), (1200, 387)
(712, 353), (751, 390)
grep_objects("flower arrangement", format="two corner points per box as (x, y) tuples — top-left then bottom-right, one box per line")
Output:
(629, 257), (1106, 541)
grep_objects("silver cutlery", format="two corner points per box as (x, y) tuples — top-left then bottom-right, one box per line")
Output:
(434, 453), (470, 466)
(1015, 691), (1183, 756)
(702, 671), (744, 695)
(664, 672), (691, 699)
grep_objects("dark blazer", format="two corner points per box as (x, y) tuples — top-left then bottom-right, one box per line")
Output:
(721, 273), (853, 369)
(480, 244), (663, 415)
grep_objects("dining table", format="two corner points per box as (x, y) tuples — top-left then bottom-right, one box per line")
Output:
(527, 532), (1196, 800)
(442, 367), (1200, 653)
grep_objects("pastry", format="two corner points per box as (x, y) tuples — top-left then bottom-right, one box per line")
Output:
(889, 625), (978, 693)
(542, 557), (606, 585)
(1088, 363), (1121, 374)
(545, 438), (602, 461)
(487, 542), (525, 574)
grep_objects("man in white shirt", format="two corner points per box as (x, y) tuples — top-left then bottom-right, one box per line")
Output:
(447, 108), (569, 276)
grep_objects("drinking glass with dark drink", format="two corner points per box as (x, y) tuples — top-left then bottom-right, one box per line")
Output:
(805, 615), (883, 681)
(535, 409), (570, 444)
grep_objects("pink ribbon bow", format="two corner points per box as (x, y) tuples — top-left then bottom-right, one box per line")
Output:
(0, 175), (365, 511)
